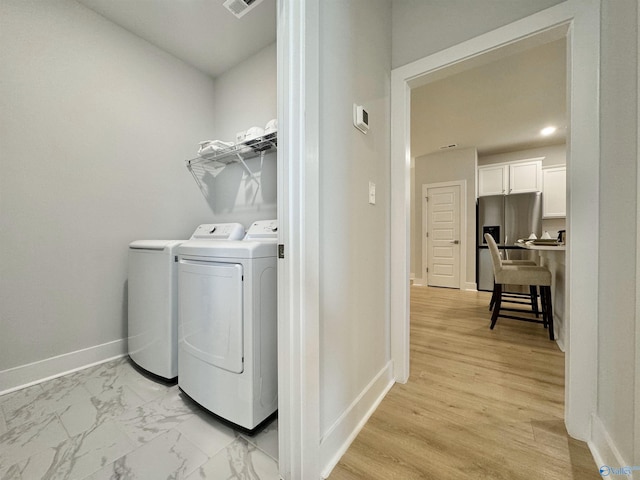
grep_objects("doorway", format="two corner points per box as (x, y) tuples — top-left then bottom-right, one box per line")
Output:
(390, 2), (601, 443)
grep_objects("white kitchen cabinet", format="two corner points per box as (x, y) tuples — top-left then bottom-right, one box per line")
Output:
(478, 165), (508, 196)
(478, 158), (542, 197)
(509, 160), (542, 194)
(542, 166), (566, 218)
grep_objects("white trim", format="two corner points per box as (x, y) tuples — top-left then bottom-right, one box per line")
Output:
(0, 339), (126, 395)
(504, 156), (545, 165)
(390, 66), (411, 383)
(390, 0), (600, 441)
(412, 280), (475, 290)
(422, 186), (428, 283)
(589, 414), (635, 479)
(635, 2), (640, 468)
(463, 282), (477, 291)
(319, 362), (394, 479)
(479, 156), (546, 169)
(422, 181), (467, 290)
(563, 0), (600, 442)
(277, 0), (321, 478)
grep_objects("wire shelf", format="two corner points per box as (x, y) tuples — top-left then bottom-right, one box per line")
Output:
(186, 132), (277, 168)
(186, 132), (277, 202)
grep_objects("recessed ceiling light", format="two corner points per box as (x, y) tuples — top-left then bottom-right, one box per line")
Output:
(540, 126), (557, 136)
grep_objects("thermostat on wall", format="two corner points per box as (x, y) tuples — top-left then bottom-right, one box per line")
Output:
(353, 104), (369, 134)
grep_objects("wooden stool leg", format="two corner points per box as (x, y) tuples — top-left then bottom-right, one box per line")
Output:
(489, 282), (497, 311)
(540, 286), (548, 328)
(529, 285), (539, 317)
(490, 284), (502, 329)
(543, 286), (555, 341)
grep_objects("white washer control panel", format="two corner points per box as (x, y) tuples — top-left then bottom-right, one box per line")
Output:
(244, 220), (278, 240)
(189, 223), (245, 241)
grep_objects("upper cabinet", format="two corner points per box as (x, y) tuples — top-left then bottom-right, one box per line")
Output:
(542, 166), (567, 218)
(509, 160), (542, 194)
(478, 158), (542, 197)
(478, 164), (508, 196)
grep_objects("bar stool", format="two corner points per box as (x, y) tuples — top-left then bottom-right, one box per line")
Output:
(484, 234), (539, 316)
(485, 233), (554, 340)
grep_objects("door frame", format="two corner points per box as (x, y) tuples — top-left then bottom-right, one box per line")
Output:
(635, 1), (640, 468)
(390, 0), (601, 443)
(422, 181), (467, 289)
(277, 0), (321, 478)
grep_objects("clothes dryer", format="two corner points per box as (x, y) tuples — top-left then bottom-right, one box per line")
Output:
(177, 220), (278, 431)
(128, 223), (244, 380)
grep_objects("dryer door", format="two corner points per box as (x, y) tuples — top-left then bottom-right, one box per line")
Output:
(179, 260), (243, 374)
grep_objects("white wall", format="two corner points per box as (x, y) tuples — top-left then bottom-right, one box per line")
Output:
(317, 0), (392, 474)
(596, 0), (638, 467)
(212, 43), (277, 142)
(412, 147), (477, 287)
(479, 144), (566, 167)
(0, 0), (254, 390)
(197, 43), (278, 225)
(391, 0), (565, 68)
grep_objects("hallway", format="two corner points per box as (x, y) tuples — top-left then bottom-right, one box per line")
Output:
(330, 286), (598, 479)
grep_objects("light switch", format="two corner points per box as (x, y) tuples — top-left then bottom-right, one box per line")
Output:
(369, 181), (376, 205)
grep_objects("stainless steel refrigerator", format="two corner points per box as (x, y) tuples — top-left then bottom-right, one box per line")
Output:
(477, 192), (542, 292)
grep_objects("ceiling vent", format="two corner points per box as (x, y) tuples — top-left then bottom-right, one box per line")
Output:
(223, 0), (264, 18)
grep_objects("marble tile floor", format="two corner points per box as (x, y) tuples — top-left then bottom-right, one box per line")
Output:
(0, 357), (279, 480)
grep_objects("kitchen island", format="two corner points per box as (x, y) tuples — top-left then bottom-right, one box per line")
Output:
(516, 241), (566, 350)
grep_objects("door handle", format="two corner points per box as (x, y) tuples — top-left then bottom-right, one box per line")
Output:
(450, 240), (460, 244)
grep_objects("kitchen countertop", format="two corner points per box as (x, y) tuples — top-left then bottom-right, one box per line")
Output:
(515, 240), (566, 251)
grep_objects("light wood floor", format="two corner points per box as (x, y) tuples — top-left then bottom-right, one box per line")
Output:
(329, 286), (599, 480)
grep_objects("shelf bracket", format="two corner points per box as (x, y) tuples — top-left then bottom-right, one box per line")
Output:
(235, 153), (260, 185)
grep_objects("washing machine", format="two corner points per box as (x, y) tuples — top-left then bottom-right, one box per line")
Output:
(177, 219), (278, 431)
(127, 223), (244, 380)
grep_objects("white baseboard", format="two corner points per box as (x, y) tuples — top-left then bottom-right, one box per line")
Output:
(589, 414), (636, 479)
(464, 282), (477, 291)
(320, 361), (394, 479)
(410, 280), (476, 290)
(0, 339), (127, 395)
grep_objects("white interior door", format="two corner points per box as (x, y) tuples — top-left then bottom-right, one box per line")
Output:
(425, 185), (461, 289)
